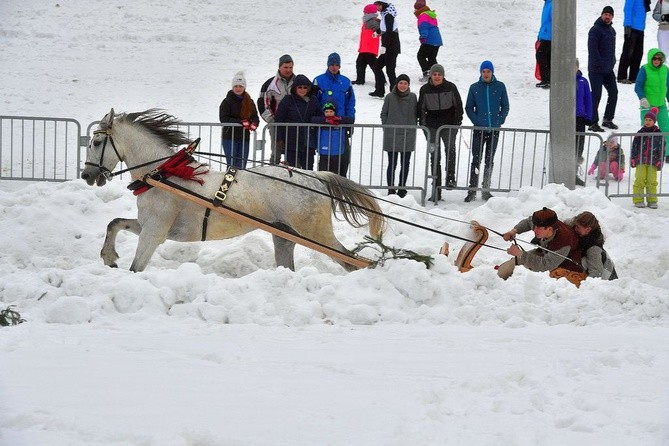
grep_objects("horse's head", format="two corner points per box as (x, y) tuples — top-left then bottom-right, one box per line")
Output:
(81, 108), (123, 186)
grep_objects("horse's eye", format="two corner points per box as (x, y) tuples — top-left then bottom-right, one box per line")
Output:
(93, 139), (102, 147)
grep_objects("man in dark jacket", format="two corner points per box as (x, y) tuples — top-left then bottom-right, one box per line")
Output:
(418, 63), (464, 202)
(464, 60), (510, 202)
(588, 6), (619, 132)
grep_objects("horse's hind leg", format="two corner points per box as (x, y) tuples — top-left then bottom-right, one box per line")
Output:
(272, 235), (296, 271)
(101, 218), (141, 267)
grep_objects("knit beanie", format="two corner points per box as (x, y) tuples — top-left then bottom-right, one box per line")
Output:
(429, 63), (445, 76)
(278, 54), (293, 67)
(231, 71), (246, 88)
(396, 73), (411, 85)
(602, 5), (614, 15)
(480, 60), (494, 73)
(414, 0), (426, 9)
(532, 207), (558, 228)
(645, 107), (659, 123)
(327, 52), (341, 66)
(363, 3), (377, 14)
(323, 101), (337, 112)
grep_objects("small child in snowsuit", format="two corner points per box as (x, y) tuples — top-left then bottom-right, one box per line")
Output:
(311, 102), (354, 176)
(631, 107), (664, 208)
(352, 4), (380, 85)
(588, 135), (625, 181)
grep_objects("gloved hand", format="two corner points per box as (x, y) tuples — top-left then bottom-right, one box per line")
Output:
(656, 161), (663, 171)
(588, 164), (596, 175)
(420, 38), (426, 44)
(242, 120), (258, 131)
(325, 116), (342, 125)
(625, 26), (631, 37)
(372, 32), (379, 38)
(662, 13), (669, 21)
(640, 98), (650, 109)
(630, 158), (636, 168)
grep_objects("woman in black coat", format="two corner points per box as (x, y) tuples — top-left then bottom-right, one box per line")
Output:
(218, 71), (260, 169)
(274, 74), (323, 169)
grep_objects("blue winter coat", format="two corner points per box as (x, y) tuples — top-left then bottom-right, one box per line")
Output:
(537, 0), (552, 41)
(311, 115), (354, 156)
(312, 71), (356, 120)
(465, 76), (510, 128)
(588, 17), (617, 74)
(576, 70), (593, 120)
(623, 0), (647, 31)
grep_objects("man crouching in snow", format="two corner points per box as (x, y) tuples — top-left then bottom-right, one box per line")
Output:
(502, 207), (587, 287)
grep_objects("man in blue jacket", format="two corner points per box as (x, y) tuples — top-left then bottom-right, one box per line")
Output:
(617, 0), (650, 84)
(588, 6), (619, 132)
(313, 52), (356, 176)
(464, 60), (510, 202)
(535, 0), (552, 89)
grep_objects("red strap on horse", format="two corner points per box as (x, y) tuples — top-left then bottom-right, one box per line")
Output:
(133, 139), (205, 195)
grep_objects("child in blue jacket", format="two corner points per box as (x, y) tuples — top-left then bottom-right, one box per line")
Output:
(311, 102), (354, 176)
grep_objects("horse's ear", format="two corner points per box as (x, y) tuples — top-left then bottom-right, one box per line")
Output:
(101, 108), (115, 129)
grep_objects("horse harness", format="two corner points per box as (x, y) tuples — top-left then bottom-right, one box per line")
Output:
(201, 167), (238, 241)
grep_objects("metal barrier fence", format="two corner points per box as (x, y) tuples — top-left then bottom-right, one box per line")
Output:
(1, 115), (81, 182)
(2, 115), (613, 206)
(594, 131), (668, 201)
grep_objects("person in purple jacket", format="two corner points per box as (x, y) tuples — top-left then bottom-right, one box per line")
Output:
(576, 58), (593, 186)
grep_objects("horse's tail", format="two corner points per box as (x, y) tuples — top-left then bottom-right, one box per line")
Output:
(315, 172), (386, 238)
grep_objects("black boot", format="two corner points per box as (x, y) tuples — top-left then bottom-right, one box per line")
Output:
(464, 191), (477, 202)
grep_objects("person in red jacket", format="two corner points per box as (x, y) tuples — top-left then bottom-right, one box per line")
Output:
(352, 4), (380, 85)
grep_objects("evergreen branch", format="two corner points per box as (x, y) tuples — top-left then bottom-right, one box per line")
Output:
(352, 235), (434, 269)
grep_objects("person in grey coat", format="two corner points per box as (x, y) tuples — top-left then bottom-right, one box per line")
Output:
(380, 73), (418, 197)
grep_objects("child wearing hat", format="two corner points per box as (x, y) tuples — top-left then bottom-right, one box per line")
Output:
(630, 107), (664, 208)
(311, 102), (354, 175)
(587, 135), (625, 181)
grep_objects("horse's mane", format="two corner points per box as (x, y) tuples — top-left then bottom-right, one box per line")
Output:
(115, 109), (192, 148)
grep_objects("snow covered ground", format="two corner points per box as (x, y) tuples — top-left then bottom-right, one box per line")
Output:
(1, 1), (669, 445)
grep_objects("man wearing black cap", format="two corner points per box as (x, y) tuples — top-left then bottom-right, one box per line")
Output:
(588, 6), (619, 132)
(502, 207), (585, 285)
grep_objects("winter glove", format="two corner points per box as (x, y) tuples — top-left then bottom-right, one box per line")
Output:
(630, 158), (636, 168)
(624, 26), (631, 37)
(325, 116), (342, 125)
(241, 120), (257, 131)
(656, 161), (663, 171)
(662, 14), (669, 22)
(419, 38), (426, 44)
(640, 98), (650, 109)
(588, 164), (596, 175)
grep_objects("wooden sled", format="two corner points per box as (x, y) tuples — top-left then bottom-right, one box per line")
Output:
(450, 220), (489, 272)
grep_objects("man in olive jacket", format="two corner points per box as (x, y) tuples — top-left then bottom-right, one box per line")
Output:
(418, 63), (464, 202)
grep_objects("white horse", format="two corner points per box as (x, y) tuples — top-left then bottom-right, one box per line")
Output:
(81, 109), (385, 272)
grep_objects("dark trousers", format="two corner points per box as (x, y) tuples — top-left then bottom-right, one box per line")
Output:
(285, 149), (315, 170)
(617, 29), (644, 82)
(429, 127), (458, 187)
(417, 44), (440, 74)
(575, 116), (588, 162)
(222, 139), (250, 169)
(355, 52), (378, 83)
(372, 48), (399, 93)
(468, 130), (499, 189)
(589, 71), (618, 124)
(536, 39), (551, 82)
(318, 154), (346, 176)
(386, 151), (412, 188)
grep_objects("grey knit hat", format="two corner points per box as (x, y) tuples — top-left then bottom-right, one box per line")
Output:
(429, 64), (445, 76)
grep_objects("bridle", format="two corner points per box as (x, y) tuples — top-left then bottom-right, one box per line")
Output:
(84, 128), (124, 181)
(84, 127), (174, 180)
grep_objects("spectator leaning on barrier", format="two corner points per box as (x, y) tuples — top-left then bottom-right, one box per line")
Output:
(464, 60), (509, 203)
(380, 73), (418, 198)
(260, 55), (296, 165)
(312, 52), (356, 177)
(418, 63), (464, 202)
(218, 71), (259, 169)
(588, 135), (625, 181)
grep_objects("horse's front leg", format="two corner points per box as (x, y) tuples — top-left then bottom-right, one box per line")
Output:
(129, 217), (173, 272)
(101, 218), (142, 268)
